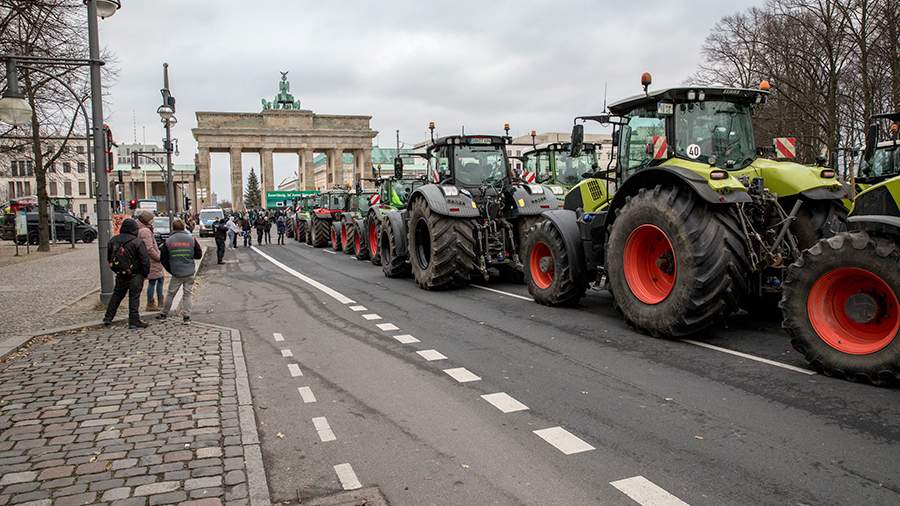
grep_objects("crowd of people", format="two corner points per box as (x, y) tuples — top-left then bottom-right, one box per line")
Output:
(211, 209), (288, 263)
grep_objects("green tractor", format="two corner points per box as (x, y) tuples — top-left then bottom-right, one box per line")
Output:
(332, 185), (377, 255)
(361, 170), (426, 264)
(781, 112), (900, 384)
(520, 142), (601, 201)
(291, 193), (318, 243)
(523, 76), (848, 336)
(380, 124), (559, 286)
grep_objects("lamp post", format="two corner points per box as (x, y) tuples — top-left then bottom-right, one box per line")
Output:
(157, 63), (176, 227)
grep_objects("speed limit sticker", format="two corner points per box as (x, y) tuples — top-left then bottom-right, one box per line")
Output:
(686, 144), (702, 159)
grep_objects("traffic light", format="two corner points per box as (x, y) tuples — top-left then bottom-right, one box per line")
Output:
(184, 196), (191, 210)
(103, 124), (116, 173)
(128, 199), (137, 210)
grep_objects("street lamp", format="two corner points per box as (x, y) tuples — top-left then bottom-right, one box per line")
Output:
(157, 63), (177, 226)
(0, 59), (32, 126)
(93, 0), (121, 18)
(156, 104), (173, 121)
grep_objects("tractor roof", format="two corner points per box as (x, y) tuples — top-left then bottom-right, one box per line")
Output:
(872, 111), (900, 122)
(608, 87), (768, 115)
(524, 142), (598, 155)
(430, 135), (509, 148)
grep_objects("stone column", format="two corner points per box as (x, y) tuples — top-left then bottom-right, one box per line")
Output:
(197, 147), (210, 208)
(261, 148), (274, 193)
(328, 149), (342, 187)
(360, 148), (372, 185)
(229, 147), (243, 211)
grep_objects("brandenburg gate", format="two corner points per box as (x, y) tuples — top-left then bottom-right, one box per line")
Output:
(191, 72), (377, 210)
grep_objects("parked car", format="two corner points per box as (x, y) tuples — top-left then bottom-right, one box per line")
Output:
(153, 216), (171, 246)
(197, 208), (224, 237)
(6, 211), (97, 245)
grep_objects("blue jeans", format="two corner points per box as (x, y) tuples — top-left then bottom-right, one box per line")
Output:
(147, 277), (164, 304)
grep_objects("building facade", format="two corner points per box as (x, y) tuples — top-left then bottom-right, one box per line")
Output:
(112, 142), (196, 214)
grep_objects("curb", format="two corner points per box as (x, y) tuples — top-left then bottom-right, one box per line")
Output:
(49, 286), (101, 315)
(0, 314), (145, 361)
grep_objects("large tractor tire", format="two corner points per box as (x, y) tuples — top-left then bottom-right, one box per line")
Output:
(368, 213), (382, 266)
(781, 231), (900, 385)
(408, 197), (476, 289)
(297, 220), (307, 243)
(381, 222), (410, 278)
(330, 223), (342, 251)
(310, 216), (330, 248)
(354, 222), (370, 261)
(342, 219), (355, 255)
(524, 219), (587, 306)
(792, 200), (847, 251)
(606, 185), (748, 337)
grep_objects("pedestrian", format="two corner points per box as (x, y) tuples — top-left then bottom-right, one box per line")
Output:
(103, 218), (150, 329)
(185, 215), (196, 233)
(84, 215), (91, 225)
(158, 218), (203, 323)
(136, 210), (164, 311)
(276, 214), (286, 245)
(264, 214), (273, 244)
(255, 215), (266, 245)
(226, 216), (238, 249)
(213, 217), (227, 264)
(241, 216), (252, 247)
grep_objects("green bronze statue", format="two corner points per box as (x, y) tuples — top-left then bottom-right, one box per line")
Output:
(262, 71), (301, 111)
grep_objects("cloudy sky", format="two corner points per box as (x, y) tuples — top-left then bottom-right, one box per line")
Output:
(99, 0), (760, 201)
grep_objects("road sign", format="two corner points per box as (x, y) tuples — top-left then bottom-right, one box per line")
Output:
(265, 190), (319, 209)
(774, 137), (797, 159)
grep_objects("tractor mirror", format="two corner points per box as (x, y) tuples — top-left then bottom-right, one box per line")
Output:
(815, 155), (827, 167)
(571, 124), (584, 157)
(863, 123), (877, 160)
(611, 129), (620, 145)
(393, 156), (404, 179)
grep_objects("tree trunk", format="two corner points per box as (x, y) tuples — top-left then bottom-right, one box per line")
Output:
(24, 71), (50, 252)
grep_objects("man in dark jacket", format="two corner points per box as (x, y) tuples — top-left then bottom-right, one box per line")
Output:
(103, 218), (151, 329)
(213, 217), (227, 263)
(159, 218), (203, 322)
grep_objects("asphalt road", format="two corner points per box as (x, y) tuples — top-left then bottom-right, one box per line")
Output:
(194, 239), (900, 505)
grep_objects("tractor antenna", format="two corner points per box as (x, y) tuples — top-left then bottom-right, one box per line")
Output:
(428, 121), (435, 144)
(603, 81), (608, 112)
(396, 129), (400, 153)
(461, 125), (465, 136)
(530, 129), (536, 149)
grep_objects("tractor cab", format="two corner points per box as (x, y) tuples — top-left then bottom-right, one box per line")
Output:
(427, 135), (512, 191)
(522, 142), (600, 198)
(857, 111), (900, 186)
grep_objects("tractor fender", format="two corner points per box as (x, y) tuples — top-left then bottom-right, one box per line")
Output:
(382, 210), (409, 259)
(606, 166), (750, 228)
(408, 184), (480, 218)
(540, 209), (587, 279)
(510, 184), (560, 216)
(800, 184), (850, 201)
(848, 215), (900, 231)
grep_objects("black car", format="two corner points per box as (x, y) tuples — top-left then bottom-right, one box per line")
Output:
(5, 211), (97, 245)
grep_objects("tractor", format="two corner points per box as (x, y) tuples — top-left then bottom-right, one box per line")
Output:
(521, 142), (601, 201)
(307, 189), (350, 248)
(379, 123), (559, 286)
(523, 75), (848, 337)
(291, 193), (318, 243)
(361, 169), (426, 264)
(332, 185), (377, 254)
(781, 112), (900, 384)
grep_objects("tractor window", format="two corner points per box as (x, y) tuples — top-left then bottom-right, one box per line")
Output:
(430, 147), (450, 183)
(454, 145), (508, 186)
(523, 153), (537, 178)
(535, 152), (552, 182)
(555, 151), (594, 185)
(330, 195), (347, 210)
(674, 100), (755, 169)
(858, 145), (899, 179)
(392, 180), (420, 205)
(620, 114), (666, 178)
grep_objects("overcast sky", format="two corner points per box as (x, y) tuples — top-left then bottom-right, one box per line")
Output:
(99, 0), (760, 201)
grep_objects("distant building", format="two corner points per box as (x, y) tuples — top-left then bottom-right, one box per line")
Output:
(111, 143), (197, 213)
(276, 146), (427, 191)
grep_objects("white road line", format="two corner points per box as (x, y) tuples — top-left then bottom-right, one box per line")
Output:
(333, 463), (362, 490)
(376, 323), (399, 332)
(471, 284), (534, 301)
(312, 416), (336, 442)
(349, 305), (367, 311)
(362, 313), (382, 321)
(610, 476), (690, 506)
(681, 339), (816, 375)
(323, 250), (337, 254)
(280, 349), (293, 358)
(273, 333), (284, 342)
(288, 364), (303, 377)
(393, 334), (420, 344)
(297, 386), (317, 403)
(533, 426), (595, 455)
(251, 247), (356, 304)
(416, 349), (447, 361)
(481, 392), (529, 413)
(443, 367), (481, 383)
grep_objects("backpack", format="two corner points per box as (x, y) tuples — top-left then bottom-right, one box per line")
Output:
(110, 238), (136, 275)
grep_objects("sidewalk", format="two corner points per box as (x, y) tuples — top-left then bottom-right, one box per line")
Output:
(0, 321), (269, 506)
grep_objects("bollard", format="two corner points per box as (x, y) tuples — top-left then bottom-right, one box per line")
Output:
(71, 222), (76, 248)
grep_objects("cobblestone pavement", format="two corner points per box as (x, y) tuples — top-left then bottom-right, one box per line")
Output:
(0, 320), (266, 506)
(0, 246), (99, 342)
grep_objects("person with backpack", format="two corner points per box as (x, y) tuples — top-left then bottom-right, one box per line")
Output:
(103, 218), (151, 329)
(276, 214), (286, 245)
(158, 218), (203, 322)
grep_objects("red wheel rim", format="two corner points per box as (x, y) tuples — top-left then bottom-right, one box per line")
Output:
(354, 230), (361, 255)
(807, 267), (899, 355)
(331, 229), (337, 248)
(341, 227), (347, 248)
(369, 221), (377, 256)
(623, 224), (676, 304)
(529, 241), (554, 289)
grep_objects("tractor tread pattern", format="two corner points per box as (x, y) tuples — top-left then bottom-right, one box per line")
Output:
(382, 219), (411, 278)
(311, 217), (330, 248)
(409, 197), (476, 290)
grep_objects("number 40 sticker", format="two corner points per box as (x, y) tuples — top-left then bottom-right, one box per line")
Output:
(686, 144), (702, 159)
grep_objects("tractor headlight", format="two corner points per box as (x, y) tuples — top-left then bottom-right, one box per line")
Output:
(440, 185), (459, 197)
(549, 185), (565, 195)
(527, 184), (544, 194)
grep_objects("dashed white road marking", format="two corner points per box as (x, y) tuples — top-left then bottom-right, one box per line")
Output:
(252, 247), (355, 304)
(393, 334), (420, 344)
(323, 249), (337, 254)
(681, 339), (815, 375)
(362, 313), (382, 321)
(376, 323), (399, 332)
(333, 463), (362, 490)
(273, 333), (284, 342)
(610, 476), (690, 506)
(312, 416), (336, 442)
(533, 426), (595, 455)
(481, 392), (529, 413)
(349, 305), (367, 312)
(298, 387), (317, 403)
(288, 364), (303, 377)
(443, 367), (481, 383)
(471, 284), (534, 301)
(280, 349), (293, 358)
(416, 349), (447, 361)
